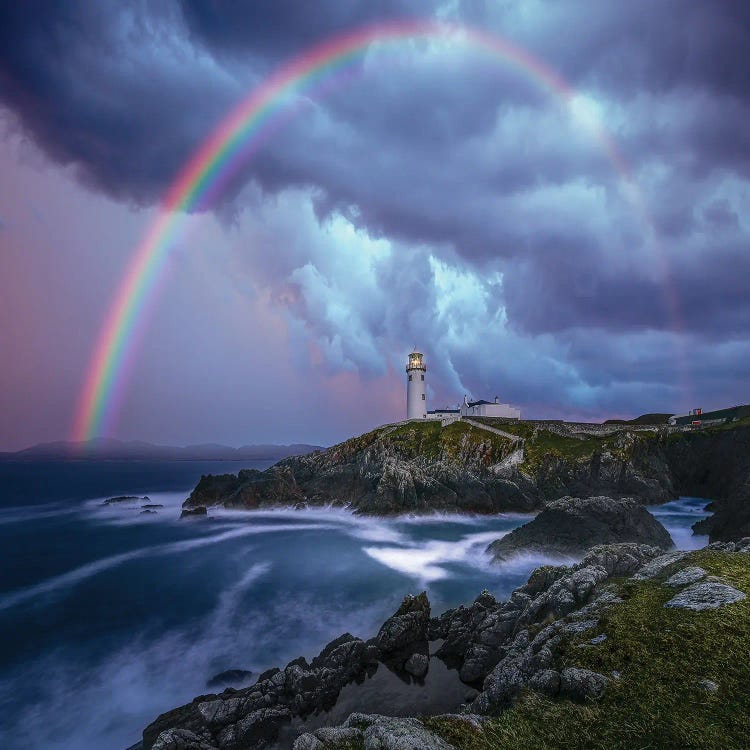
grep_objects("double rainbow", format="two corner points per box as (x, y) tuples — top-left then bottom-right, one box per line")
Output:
(72, 19), (650, 442)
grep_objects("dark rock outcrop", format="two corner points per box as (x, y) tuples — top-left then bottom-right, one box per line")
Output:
(103, 495), (149, 505)
(486, 496), (674, 562)
(180, 506), (208, 519)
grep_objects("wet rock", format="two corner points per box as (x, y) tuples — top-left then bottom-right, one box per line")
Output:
(664, 581), (746, 611)
(142, 503), (165, 509)
(206, 670), (254, 689)
(404, 652), (429, 678)
(487, 496), (673, 561)
(180, 506), (208, 519)
(559, 668), (608, 701)
(103, 495), (149, 505)
(665, 567), (707, 587)
(141, 509), (158, 514)
(376, 592), (430, 658)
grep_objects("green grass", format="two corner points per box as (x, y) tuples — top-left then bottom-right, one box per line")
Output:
(382, 420), (515, 465)
(423, 550), (750, 750)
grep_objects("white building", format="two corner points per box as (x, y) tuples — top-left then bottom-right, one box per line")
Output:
(459, 395), (521, 420)
(404, 350), (521, 421)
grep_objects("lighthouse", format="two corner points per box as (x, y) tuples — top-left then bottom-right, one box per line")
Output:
(406, 350), (427, 419)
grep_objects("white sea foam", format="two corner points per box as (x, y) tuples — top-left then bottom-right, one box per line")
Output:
(363, 529), (513, 584)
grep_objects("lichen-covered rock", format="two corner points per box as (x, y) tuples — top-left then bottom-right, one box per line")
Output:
(528, 669), (561, 696)
(151, 728), (218, 750)
(559, 668), (609, 701)
(487, 496), (674, 562)
(343, 713), (456, 750)
(664, 581), (746, 611)
(665, 567), (707, 587)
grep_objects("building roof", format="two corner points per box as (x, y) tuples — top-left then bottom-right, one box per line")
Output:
(427, 408), (460, 414)
(467, 400), (494, 407)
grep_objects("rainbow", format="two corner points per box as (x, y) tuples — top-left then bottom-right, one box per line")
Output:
(72, 19), (661, 442)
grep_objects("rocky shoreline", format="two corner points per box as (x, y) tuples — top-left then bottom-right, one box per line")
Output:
(180, 420), (750, 541)
(139, 537), (750, 749)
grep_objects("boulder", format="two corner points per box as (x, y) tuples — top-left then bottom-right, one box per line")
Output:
(103, 495), (149, 505)
(375, 592), (430, 658)
(559, 668), (608, 701)
(487, 496), (674, 562)
(404, 652), (429, 678)
(665, 567), (707, 587)
(664, 581), (746, 611)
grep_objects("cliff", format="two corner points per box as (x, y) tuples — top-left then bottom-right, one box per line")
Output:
(183, 419), (750, 537)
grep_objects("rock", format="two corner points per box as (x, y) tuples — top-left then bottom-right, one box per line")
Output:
(343, 713), (455, 750)
(736, 537), (750, 552)
(463, 688), (479, 702)
(293, 726), (364, 749)
(180, 506), (208, 519)
(588, 634), (607, 645)
(404, 652), (429, 678)
(151, 728), (217, 750)
(141, 509), (157, 514)
(559, 668), (608, 701)
(206, 669), (253, 689)
(376, 592), (430, 657)
(665, 567), (707, 587)
(664, 581), (746, 611)
(487, 496), (674, 562)
(706, 541), (736, 552)
(697, 678), (719, 693)
(103, 495), (149, 505)
(142, 503), (165, 509)
(528, 669), (561, 696)
(632, 551), (689, 580)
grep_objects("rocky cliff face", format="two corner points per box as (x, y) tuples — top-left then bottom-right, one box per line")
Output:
(486, 496), (675, 561)
(183, 420), (750, 536)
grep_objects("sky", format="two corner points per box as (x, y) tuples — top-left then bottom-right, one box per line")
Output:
(0, 1), (749, 451)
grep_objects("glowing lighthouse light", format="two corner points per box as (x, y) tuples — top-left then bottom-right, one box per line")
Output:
(406, 350), (427, 420)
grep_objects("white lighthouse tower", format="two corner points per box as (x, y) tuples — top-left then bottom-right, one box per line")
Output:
(406, 350), (427, 420)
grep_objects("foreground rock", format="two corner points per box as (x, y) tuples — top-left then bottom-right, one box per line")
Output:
(486, 496), (674, 562)
(664, 581), (746, 611)
(141, 542), (750, 749)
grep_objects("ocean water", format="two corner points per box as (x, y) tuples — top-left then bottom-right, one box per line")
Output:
(0, 461), (710, 750)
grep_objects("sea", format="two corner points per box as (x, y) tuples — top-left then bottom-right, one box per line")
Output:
(0, 459), (711, 750)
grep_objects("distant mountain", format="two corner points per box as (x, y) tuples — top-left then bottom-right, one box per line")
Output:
(0, 438), (324, 462)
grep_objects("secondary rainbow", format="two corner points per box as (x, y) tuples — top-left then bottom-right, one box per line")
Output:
(72, 19), (657, 442)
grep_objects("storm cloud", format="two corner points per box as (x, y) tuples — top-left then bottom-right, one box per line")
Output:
(1, 1), (749, 448)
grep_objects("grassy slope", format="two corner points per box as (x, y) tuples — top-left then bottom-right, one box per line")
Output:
(424, 550), (750, 750)
(376, 420), (516, 465)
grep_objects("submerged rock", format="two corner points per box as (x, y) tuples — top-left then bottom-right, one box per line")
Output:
(103, 495), (149, 505)
(487, 496), (674, 562)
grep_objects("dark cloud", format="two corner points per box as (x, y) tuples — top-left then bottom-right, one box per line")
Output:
(1, 0), (749, 434)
